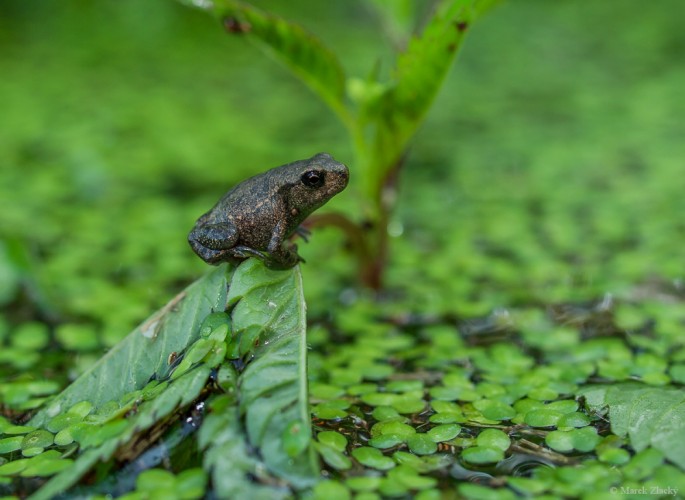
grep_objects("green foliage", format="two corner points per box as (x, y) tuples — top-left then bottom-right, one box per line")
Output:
(580, 383), (685, 469)
(2, 1), (685, 498)
(0, 260), (315, 497)
(30, 266), (229, 427)
(184, 0), (500, 286)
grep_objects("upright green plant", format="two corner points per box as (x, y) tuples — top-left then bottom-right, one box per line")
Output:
(180, 0), (498, 288)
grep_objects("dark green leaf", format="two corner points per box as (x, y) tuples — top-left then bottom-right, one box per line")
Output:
(190, 0), (350, 126)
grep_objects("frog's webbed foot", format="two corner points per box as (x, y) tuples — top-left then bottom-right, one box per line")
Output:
(294, 226), (311, 243)
(230, 245), (272, 262)
(238, 243), (302, 270)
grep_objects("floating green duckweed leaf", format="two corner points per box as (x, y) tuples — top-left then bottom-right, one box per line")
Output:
(429, 386), (478, 402)
(407, 434), (437, 455)
(459, 482), (517, 499)
(185, 338), (216, 364)
(170, 355), (195, 381)
(0, 436), (23, 453)
(328, 368), (362, 386)
(347, 383), (378, 396)
(46, 414), (83, 433)
(317, 431), (347, 452)
(507, 476), (550, 496)
(476, 429), (510, 451)
(571, 427), (601, 452)
(430, 400), (461, 413)
(386, 380), (424, 393)
(546, 400), (578, 413)
(312, 403), (348, 420)
(20, 458), (73, 477)
(11, 322), (49, 350)
(527, 387), (559, 401)
(369, 434), (404, 449)
(547, 426), (601, 453)
(415, 489), (441, 500)
(361, 392), (397, 407)
(137, 468), (175, 490)
(669, 365), (685, 384)
(392, 451), (426, 470)
(389, 465), (437, 490)
(524, 409), (563, 428)
(1, 425), (36, 435)
(357, 362), (394, 381)
(391, 396), (426, 414)
(78, 419), (129, 449)
(21, 446), (46, 457)
(641, 372), (670, 385)
(67, 402), (92, 418)
(315, 442), (352, 470)
(545, 430), (574, 452)
(55, 323), (100, 351)
(352, 447), (395, 470)
(0, 458), (29, 476)
(428, 412), (463, 424)
(53, 427), (75, 446)
(21, 430), (53, 450)
(513, 398), (544, 414)
(372, 420), (416, 439)
(346, 475), (381, 492)
(557, 412), (590, 429)
(427, 424), (461, 443)
(372, 406), (401, 421)
(199, 312), (231, 338)
(202, 341), (228, 366)
(461, 446), (504, 464)
(473, 399), (516, 421)
(310, 382), (345, 399)
(598, 447), (630, 465)
(176, 468), (208, 499)
(378, 475), (408, 497)
(429, 400), (465, 423)
(313, 479), (351, 499)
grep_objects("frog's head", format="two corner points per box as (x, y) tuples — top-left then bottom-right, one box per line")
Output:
(283, 152), (349, 217)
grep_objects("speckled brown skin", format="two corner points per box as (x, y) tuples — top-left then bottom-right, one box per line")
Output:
(188, 153), (349, 269)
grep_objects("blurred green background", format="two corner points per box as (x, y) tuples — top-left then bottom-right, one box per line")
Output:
(1, 0), (683, 373)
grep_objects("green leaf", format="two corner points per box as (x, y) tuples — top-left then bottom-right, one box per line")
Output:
(372, 0), (499, 178)
(579, 383), (685, 470)
(30, 265), (230, 427)
(351, 447), (395, 470)
(461, 445), (504, 464)
(191, 0), (350, 127)
(32, 365), (213, 500)
(317, 431), (348, 452)
(226, 259), (318, 487)
(314, 442), (353, 471)
(407, 434), (438, 455)
(200, 391), (290, 500)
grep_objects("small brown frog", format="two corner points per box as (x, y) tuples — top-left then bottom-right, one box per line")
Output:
(188, 153), (349, 269)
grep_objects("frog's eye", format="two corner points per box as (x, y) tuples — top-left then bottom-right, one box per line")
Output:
(301, 170), (325, 188)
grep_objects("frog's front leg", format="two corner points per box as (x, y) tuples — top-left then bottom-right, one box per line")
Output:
(264, 219), (302, 269)
(188, 221), (239, 264)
